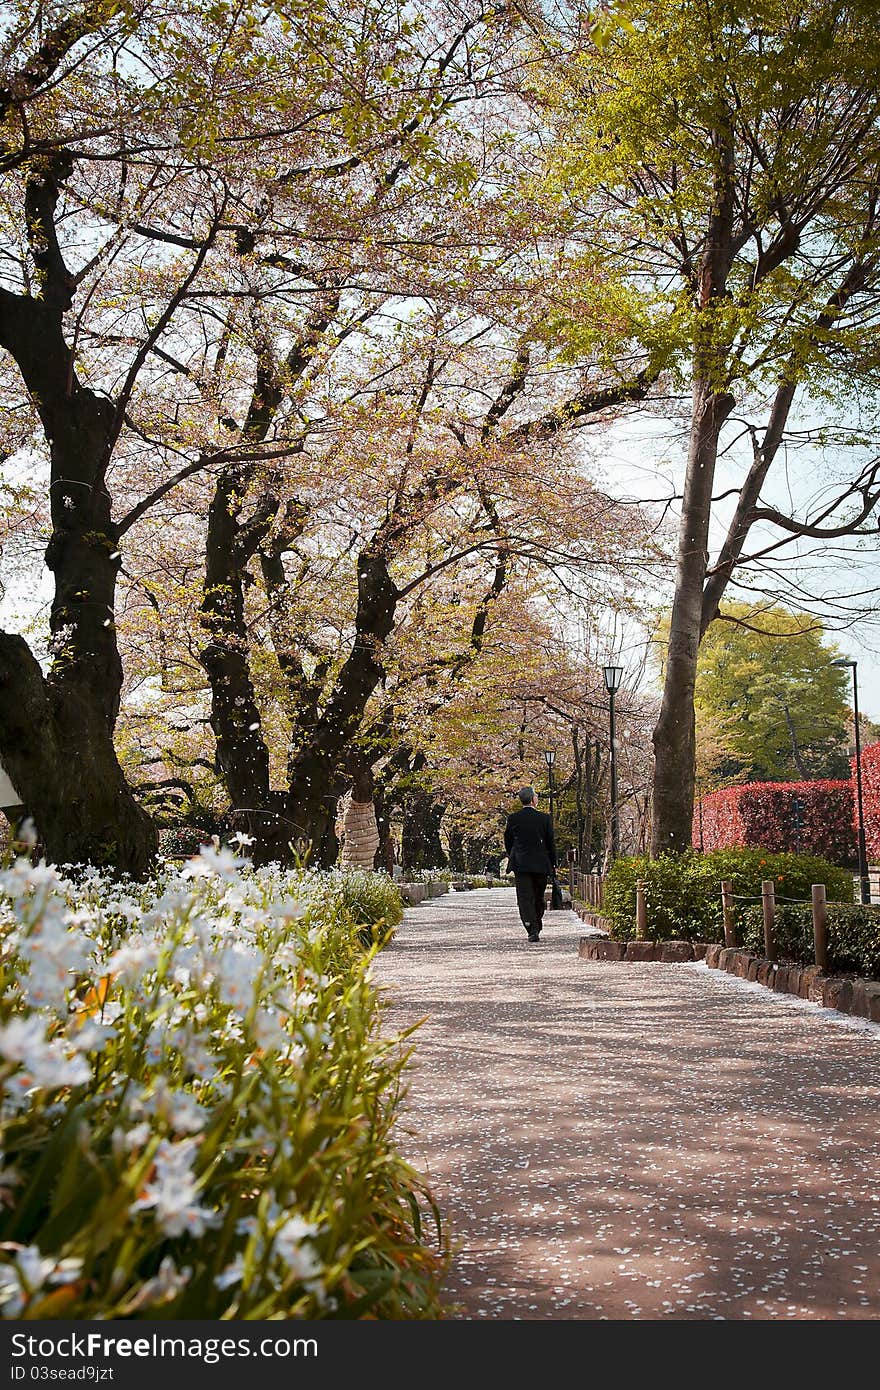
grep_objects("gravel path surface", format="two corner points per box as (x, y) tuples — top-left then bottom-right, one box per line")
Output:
(373, 886), (880, 1320)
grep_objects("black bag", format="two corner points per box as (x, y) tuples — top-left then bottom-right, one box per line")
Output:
(549, 873), (564, 910)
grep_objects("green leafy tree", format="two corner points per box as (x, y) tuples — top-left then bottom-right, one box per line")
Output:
(694, 603), (850, 782)
(530, 0), (880, 854)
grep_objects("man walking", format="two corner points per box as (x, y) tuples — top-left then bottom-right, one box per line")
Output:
(504, 786), (557, 942)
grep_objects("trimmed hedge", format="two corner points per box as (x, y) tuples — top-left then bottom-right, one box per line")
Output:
(739, 902), (880, 980)
(604, 849), (854, 944)
(694, 780), (855, 864)
(857, 741), (880, 862)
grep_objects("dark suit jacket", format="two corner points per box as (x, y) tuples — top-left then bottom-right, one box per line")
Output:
(504, 806), (557, 876)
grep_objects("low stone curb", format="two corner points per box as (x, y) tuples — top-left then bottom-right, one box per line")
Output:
(399, 883), (429, 905)
(578, 937), (710, 963)
(704, 944), (880, 1023)
(573, 904), (609, 932)
(400, 880), (504, 905)
(400, 881), (451, 905)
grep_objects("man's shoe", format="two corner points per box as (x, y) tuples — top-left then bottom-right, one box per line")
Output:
(527, 930), (541, 942)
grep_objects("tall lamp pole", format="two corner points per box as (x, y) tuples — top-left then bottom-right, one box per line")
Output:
(603, 665), (624, 860)
(543, 748), (556, 828)
(833, 657), (871, 905)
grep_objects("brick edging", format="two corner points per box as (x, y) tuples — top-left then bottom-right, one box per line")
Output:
(573, 905), (609, 931)
(578, 937), (709, 963)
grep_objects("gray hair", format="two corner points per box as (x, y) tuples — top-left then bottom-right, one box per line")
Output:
(518, 786), (535, 804)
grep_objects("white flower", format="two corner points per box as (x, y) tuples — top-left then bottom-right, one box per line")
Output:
(107, 938), (161, 982)
(251, 1008), (288, 1053)
(274, 1216), (322, 1283)
(212, 942), (261, 1011)
(124, 1122), (151, 1151)
(68, 1019), (115, 1053)
(181, 845), (248, 880)
(136, 1255), (191, 1307)
(16, 820), (38, 850)
(0, 1017), (90, 1094)
(0, 1247), (81, 1316)
(0, 1016), (47, 1062)
(268, 897), (308, 923)
(133, 1078), (206, 1134)
(49, 1258), (83, 1286)
(31, 1050), (91, 1091)
(214, 1253), (246, 1290)
(131, 1138), (218, 1238)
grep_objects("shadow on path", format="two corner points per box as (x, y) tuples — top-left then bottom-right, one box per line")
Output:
(374, 888), (880, 1320)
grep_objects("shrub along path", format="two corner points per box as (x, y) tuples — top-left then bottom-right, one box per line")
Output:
(374, 886), (880, 1320)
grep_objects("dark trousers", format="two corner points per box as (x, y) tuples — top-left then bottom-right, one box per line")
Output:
(514, 873), (548, 933)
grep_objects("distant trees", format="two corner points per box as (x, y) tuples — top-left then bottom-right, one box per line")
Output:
(693, 603), (850, 783)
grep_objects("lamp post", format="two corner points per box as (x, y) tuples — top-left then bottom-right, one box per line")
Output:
(833, 657), (871, 905)
(543, 748), (556, 828)
(603, 664), (624, 860)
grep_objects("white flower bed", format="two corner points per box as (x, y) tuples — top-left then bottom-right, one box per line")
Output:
(0, 848), (441, 1319)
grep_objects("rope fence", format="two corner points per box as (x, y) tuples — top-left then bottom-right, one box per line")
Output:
(719, 878), (835, 968)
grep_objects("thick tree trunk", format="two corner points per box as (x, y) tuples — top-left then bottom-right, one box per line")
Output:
(464, 834), (492, 874)
(0, 164), (156, 873)
(284, 543), (399, 865)
(199, 470), (289, 861)
(651, 380), (735, 854)
(651, 125), (736, 857)
(0, 634), (155, 874)
(447, 826), (466, 873)
(339, 797), (381, 870)
(338, 754), (381, 871)
(373, 782), (397, 873)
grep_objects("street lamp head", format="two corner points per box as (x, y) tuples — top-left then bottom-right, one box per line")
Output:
(543, 748), (556, 767)
(832, 657), (856, 669)
(603, 664), (624, 694)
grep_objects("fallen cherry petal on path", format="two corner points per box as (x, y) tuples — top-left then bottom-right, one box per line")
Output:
(375, 887), (880, 1321)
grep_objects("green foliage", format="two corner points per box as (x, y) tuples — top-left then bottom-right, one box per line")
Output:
(536, 0), (880, 397)
(739, 902), (880, 980)
(694, 604), (850, 782)
(0, 854), (445, 1319)
(327, 871), (404, 949)
(604, 849), (853, 943)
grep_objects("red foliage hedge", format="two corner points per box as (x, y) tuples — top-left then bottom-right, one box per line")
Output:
(855, 742), (880, 862)
(695, 779), (855, 865)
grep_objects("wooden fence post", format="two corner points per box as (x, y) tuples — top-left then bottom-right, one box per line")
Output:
(635, 880), (647, 940)
(721, 880), (736, 948)
(762, 879), (776, 962)
(811, 883), (828, 973)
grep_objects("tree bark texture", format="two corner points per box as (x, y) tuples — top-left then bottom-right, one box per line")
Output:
(651, 378), (735, 854)
(651, 126), (736, 856)
(0, 161), (156, 873)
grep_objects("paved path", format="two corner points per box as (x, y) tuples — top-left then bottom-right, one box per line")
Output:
(374, 887), (880, 1320)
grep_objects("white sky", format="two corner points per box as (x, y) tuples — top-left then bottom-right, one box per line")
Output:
(592, 410), (880, 724)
